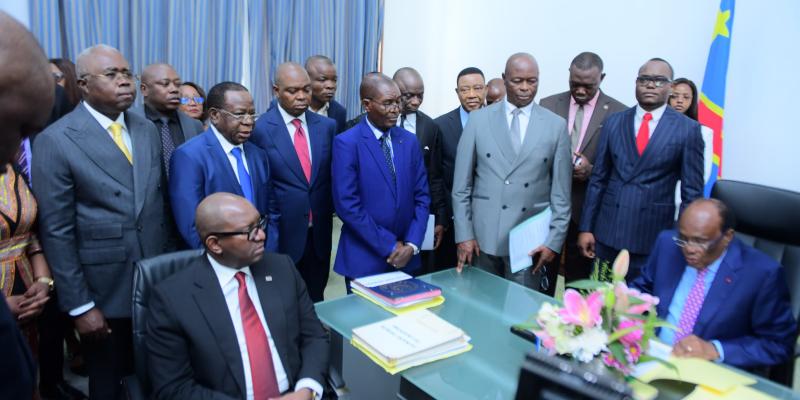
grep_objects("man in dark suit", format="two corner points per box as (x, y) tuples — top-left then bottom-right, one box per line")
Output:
(147, 193), (329, 400)
(0, 11), (54, 400)
(305, 55), (347, 133)
(578, 58), (704, 281)
(632, 199), (796, 370)
(32, 44), (173, 399)
(434, 67), (486, 269)
(393, 67), (447, 272)
(540, 52), (627, 291)
(170, 82), (280, 251)
(251, 63), (336, 303)
(138, 63), (204, 177)
(332, 73), (430, 281)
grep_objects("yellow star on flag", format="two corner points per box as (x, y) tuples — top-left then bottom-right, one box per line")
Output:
(712, 9), (731, 40)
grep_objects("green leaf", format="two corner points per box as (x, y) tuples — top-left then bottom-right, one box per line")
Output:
(608, 342), (629, 367)
(608, 326), (640, 343)
(566, 279), (607, 290)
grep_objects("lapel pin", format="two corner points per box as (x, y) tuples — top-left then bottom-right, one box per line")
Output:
(265, 276), (273, 282)
(424, 146), (430, 151)
(603, 104), (608, 110)
(724, 277), (732, 284)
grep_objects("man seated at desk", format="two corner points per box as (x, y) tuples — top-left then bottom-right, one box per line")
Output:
(147, 193), (328, 400)
(632, 198), (796, 370)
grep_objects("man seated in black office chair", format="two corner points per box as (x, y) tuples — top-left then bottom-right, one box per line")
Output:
(146, 193), (329, 400)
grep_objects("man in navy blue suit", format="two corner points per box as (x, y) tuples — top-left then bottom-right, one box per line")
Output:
(251, 62), (337, 302)
(632, 199), (796, 370)
(169, 82), (280, 251)
(578, 58), (704, 280)
(332, 73), (430, 281)
(306, 55), (347, 133)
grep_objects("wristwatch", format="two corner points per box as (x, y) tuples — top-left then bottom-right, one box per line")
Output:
(405, 242), (420, 255)
(36, 276), (55, 292)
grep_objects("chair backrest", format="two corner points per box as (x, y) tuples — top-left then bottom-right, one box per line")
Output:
(711, 180), (800, 386)
(131, 249), (203, 394)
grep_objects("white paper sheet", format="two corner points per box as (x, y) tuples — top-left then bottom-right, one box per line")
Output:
(421, 214), (435, 250)
(508, 207), (552, 273)
(353, 271), (412, 288)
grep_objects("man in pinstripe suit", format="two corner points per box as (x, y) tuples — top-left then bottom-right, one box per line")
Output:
(578, 58), (704, 281)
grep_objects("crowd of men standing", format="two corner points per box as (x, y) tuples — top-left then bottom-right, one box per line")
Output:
(2, 9), (796, 400)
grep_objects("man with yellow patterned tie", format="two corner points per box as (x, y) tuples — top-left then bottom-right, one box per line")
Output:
(32, 44), (174, 399)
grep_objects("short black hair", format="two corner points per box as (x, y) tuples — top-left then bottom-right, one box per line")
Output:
(647, 57), (674, 79)
(571, 52), (604, 72)
(305, 55), (333, 70)
(671, 77), (699, 121)
(206, 81), (247, 111)
(456, 67), (484, 85)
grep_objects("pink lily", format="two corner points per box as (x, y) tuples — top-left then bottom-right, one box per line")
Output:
(559, 289), (603, 329)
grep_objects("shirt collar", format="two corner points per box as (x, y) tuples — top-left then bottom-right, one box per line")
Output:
(277, 103), (307, 127)
(504, 98), (534, 117)
(83, 101), (127, 132)
(207, 253), (254, 289)
(570, 90), (601, 108)
(310, 101), (329, 114)
(210, 123), (243, 155)
(398, 112), (417, 126)
(365, 117), (389, 141)
(144, 103), (178, 123)
(635, 103), (667, 122)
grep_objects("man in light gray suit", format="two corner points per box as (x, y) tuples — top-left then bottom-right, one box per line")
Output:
(32, 44), (173, 399)
(452, 53), (572, 292)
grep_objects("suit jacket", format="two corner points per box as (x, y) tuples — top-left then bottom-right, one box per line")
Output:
(539, 91), (627, 223)
(32, 103), (172, 317)
(578, 106), (704, 254)
(336, 111), (447, 226)
(250, 107), (336, 263)
(434, 107), (464, 219)
(331, 119), (430, 278)
(169, 129), (280, 251)
(146, 253), (329, 400)
(327, 99), (347, 134)
(452, 102), (572, 256)
(632, 231), (797, 369)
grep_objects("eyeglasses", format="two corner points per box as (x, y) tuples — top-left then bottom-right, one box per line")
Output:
(52, 72), (65, 81)
(457, 84), (486, 95)
(367, 98), (401, 111)
(208, 216), (267, 242)
(81, 70), (138, 82)
(180, 97), (205, 105)
(213, 108), (258, 122)
(672, 233), (724, 251)
(538, 264), (550, 292)
(636, 75), (671, 88)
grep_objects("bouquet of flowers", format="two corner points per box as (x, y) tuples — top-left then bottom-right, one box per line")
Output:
(526, 250), (673, 375)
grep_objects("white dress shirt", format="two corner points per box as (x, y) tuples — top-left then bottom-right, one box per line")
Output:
(634, 103), (667, 139)
(397, 112), (417, 134)
(277, 104), (313, 164)
(366, 117), (393, 160)
(504, 99), (535, 144)
(309, 101), (329, 117)
(207, 255), (322, 398)
(211, 123), (250, 183)
(69, 101), (134, 317)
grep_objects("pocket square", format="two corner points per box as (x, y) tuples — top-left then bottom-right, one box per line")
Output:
(424, 146), (430, 151)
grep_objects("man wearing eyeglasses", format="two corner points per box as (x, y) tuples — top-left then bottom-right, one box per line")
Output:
(332, 73), (430, 282)
(147, 193), (328, 400)
(631, 199), (796, 370)
(32, 44), (173, 399)
(578, 58), (704, 282)
(138, 63), (203, 178)
(169, 82), (280, 251)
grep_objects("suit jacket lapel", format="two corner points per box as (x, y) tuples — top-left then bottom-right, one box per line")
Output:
(361, 122), (397, 197)
(579, 93), (611, 154)
(192, 259), (247, 396)
(618, 108), (639, 179)
(205, 131), (243, 196)
(269, 110), (308, 185)
(635, 108), (675, 172)
(491, 105), (517, 165)
(391, 127), (408, 192)
(694, 242), (742, 336)
(244, 143), (262, 204)
(251, 259), (291, 380)
(555, 94), (571, 122)
(127, 112), (152, 219)
(511, 105), (545, 171)
(307, 113), (323, 186)
(63, 105), (133, 189)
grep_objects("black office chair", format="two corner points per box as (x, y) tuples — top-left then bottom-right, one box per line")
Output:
(711, 180), (800, 387)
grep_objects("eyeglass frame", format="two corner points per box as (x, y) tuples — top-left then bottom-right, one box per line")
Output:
(206, 216), (267, 242)
(211, 107), (258, 122)
(364, 97), (402, 111)
(672, 232), (726, 251)
(180, 96), (205, 105)
(537, 264), (550, 292)
(80, 69), (139, 82)
(635, 75), (672, 88)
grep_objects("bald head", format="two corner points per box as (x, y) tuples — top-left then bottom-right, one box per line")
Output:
(360, 73), (401, 130)
(678, 198), (735, 268)
(141, 63), (181, 112)
(273, 62), (311, 117)
(503, 53), (540, 107)
(359, 73), (397, 100)
(486, 78), (506, 105)
(75, 44), (123, 77)
(197, 193), (265, 267)
(393, 67), (424, 114)
(0, 12), (55, 167)
(196, 193), (255, 239)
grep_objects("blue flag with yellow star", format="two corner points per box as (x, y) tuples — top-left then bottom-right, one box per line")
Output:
(699, 0), (735, 197)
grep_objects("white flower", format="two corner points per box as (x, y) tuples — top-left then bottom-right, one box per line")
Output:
(570, 327), (609, 363)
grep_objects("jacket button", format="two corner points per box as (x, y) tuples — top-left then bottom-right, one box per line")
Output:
(522, 208), (526, 212)
(524, 183), (529, 188)
(502, 205), (507, 210)
(137, 225), (143, 232)
(486, 153), (491, 158)
(504, 180), (510, 185)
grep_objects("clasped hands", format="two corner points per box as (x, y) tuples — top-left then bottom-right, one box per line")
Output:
(387, 241), (414, 269)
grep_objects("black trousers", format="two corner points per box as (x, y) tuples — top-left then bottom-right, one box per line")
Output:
(38, 294), (67, 389)
(595, 241), (649, 283)
(474, 252), (553, 296)
(562, 220), (594, 284)
(434, 224), (458, 272)
(295, 228), (330, 303)
(83, 317), (133, 400)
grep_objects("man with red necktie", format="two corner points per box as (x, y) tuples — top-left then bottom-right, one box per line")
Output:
(147, 193), (328, 400)
(578, 58), (704, 282)
(251, 62), (337, 303)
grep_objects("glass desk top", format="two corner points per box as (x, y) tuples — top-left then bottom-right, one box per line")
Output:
(315, 267), (798, 399)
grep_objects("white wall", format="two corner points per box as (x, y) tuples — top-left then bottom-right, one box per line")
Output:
(383, 0), (800, 192)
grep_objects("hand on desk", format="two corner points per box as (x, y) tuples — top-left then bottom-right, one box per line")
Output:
(270, 387), (313, 400)
(387, 242), (413, 268)
(672, 335), (719, 361)
(456, 240), (480, 272)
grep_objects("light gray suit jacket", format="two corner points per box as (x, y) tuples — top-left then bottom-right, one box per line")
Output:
(452, 101), (572, 257)
(32, 103), (173, 318)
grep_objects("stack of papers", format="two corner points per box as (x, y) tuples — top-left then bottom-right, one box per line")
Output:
(351, 309), (472, 374)
(350, 271), (444, 314)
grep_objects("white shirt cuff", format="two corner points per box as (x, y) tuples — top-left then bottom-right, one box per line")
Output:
(294, 378), (323, 399)
(69, 302), (95, 317)
(405, 242), (419, 255)
(711, 340), (725, 363)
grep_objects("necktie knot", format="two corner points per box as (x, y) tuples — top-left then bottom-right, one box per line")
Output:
(512, 108), (522, 116)
(234, 271), (247, 287)
(291, 118), (302, 130)
(230, 147), (242, 158)
(643, 112), (653, 122)
(110, 122), (123, 138)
